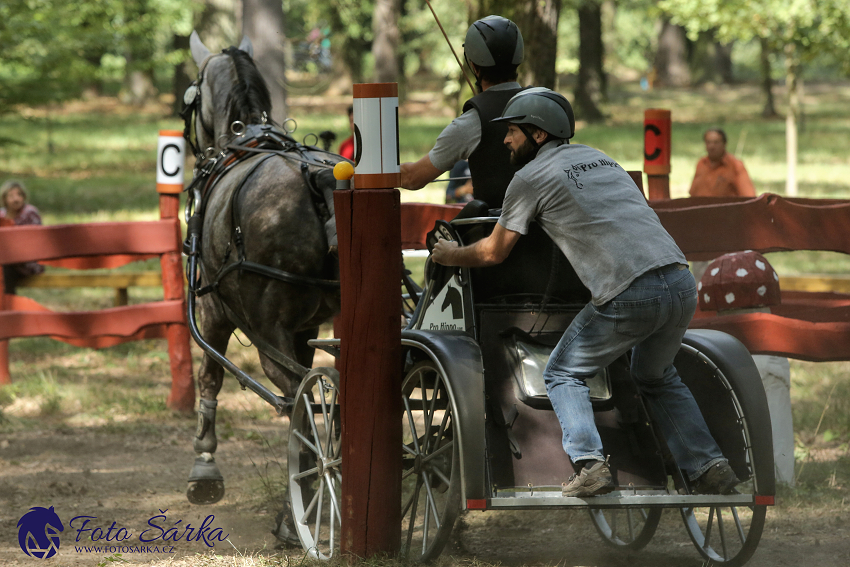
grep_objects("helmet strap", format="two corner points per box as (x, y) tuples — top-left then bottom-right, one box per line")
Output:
(464, 55), (484, 94)
(517, 124), (542, 152)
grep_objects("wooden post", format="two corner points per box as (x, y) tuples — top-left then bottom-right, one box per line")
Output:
(0, 266), (9, 385)
(337, 83), (402, 558)
(157, 129), (195, 413)
(644, 109), (672, 200)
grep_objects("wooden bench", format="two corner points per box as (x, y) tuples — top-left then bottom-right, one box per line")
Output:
(17, 271), (164, 306)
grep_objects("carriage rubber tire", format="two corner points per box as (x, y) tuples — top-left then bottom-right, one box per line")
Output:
(400, 359), (462, 562)
(588, 507), (662, 550)
(676, 335), (773, 566)
(681, 504), (766, 567)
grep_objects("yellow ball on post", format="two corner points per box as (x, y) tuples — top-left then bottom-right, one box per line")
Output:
(333, 161), (355, 181)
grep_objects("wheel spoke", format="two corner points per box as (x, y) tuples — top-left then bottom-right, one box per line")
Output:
(303, 392), (325, 459)
(321, 384), (338, 458)
(403, 395), (422, 453)
(293, 429), (319, 457)
(420, 439), (453, 465)
(702, 507), (715, 551)
(292, 466), (320, 481)
(717, 508), (729, 559)
(731, 506), (746, 544)
(313, 476), (325, 543)
(301, 480), (322, 524)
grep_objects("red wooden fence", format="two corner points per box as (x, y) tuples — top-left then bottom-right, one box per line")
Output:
(0, 195), (194, 412)
(399, 193), (850, 362)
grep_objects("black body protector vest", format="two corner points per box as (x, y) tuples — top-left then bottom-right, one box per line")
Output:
(462, 86), (524, 209)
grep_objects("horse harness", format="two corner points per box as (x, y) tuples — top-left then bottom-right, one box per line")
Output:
(180, 64), (343, 299)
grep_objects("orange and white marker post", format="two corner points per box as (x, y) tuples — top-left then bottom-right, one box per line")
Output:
(156, 129), (194, 412)
(335, 83), (402, 558)
(644, 109), (672, 200)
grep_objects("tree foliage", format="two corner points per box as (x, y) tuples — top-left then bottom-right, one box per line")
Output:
(0, 0), (193, 113)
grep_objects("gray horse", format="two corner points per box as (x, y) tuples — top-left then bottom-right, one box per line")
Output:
(184, 32), (342, 544)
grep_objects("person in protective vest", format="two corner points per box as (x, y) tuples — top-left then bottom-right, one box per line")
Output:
(400, 15), (524, 210)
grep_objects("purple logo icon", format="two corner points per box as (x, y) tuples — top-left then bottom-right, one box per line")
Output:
(18, 506), (64, 559)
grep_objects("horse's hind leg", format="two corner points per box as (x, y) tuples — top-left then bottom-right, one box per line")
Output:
(187, 295), (236, 505)
(263, 327), (321, 547)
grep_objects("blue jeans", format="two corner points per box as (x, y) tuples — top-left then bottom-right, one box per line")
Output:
(543, 263), (725, 480)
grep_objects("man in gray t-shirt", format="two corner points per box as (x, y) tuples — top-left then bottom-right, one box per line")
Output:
(431, 88), (740, 498)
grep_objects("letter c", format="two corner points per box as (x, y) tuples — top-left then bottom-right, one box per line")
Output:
(644, 124), (662, 161)
(161, 144), (182, 177)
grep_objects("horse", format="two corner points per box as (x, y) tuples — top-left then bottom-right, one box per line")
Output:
(182, 32), (344, 544)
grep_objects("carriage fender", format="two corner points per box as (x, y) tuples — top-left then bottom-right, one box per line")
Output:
(401, 329), (487, 504)
(681, 329), (776, 497)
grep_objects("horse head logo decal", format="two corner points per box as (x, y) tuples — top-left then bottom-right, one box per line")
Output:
(17, 506), (64, 559)
(440, 287), (463, 320)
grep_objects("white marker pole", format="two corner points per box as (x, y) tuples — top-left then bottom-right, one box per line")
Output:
(156, 130), (186, 194)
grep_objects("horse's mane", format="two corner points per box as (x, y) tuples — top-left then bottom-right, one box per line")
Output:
(222, 46), (272, 126)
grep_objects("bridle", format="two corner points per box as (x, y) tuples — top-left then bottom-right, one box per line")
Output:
(180, 54), (216, 161)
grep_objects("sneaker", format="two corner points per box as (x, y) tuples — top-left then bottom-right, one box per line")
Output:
(691, 461), (740, 494)
(562, 460), (614, 497)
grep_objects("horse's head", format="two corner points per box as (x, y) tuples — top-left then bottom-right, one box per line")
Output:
(187, 31), (272, 157)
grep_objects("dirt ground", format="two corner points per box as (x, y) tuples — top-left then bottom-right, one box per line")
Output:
(2, 423), (849, 567)
(1, 347), (848, 567)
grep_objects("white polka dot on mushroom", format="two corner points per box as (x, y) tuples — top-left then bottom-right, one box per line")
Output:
(755, 260), (765, 270)
(736, 268), (748, 277)
(704, 294), (710, 303)
(725, 292), (736, 304)
(757, 285), (767, 296)
(711, 268), (720, 276)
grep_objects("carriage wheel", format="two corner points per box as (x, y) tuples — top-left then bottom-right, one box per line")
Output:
(680, 487), (767, 566)
(288, 368), (342, 560)
(400, 359), (461, 562)
(677, 341), (770, 567)
(588, 507), (662, 550)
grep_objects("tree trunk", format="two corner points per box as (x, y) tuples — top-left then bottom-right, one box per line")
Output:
(714, 39), (734, 83)
(372, 0), (400, 84)
(760, 38), (778, 118)
(195, 0), (241, 54)
(575, 1), (605, 122)
(784, 43), (799, 197)
(654, 19), (690, 87)
(243, 0), (288, 124)
(520, 0), (561, 89)
(172, 33), (193, 117)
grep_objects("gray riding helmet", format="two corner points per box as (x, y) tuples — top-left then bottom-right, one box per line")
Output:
(463, 15), (524, 68)
(492, 87), (576, 140)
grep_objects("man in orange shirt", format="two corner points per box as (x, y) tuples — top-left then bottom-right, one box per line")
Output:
(689, 129), (756, 197)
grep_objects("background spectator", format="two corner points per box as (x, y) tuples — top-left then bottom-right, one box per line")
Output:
(689, 128), (756, 197)
(445, 160), (474, 204)
(1, 179), (45, 294)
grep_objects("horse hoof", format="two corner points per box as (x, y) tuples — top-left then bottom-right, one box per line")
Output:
(186, 479), (225, 505)
(187, 457), (225, 505)
(273, 508), (302, 548)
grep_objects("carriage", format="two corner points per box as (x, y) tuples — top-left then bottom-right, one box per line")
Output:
(288, 209), (775, 567)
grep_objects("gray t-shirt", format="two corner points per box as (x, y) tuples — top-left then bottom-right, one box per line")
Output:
(428, 82), (522, 171)
(499, 141), (687, 305)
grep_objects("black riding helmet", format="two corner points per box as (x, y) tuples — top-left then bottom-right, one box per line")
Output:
(464, 15), (524, 89)
(492, 87), (576, 141)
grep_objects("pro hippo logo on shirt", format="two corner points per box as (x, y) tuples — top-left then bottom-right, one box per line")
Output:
(564, 159), (623, 190)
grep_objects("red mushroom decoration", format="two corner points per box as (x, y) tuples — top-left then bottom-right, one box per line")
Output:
(698, 251), (781, 312)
